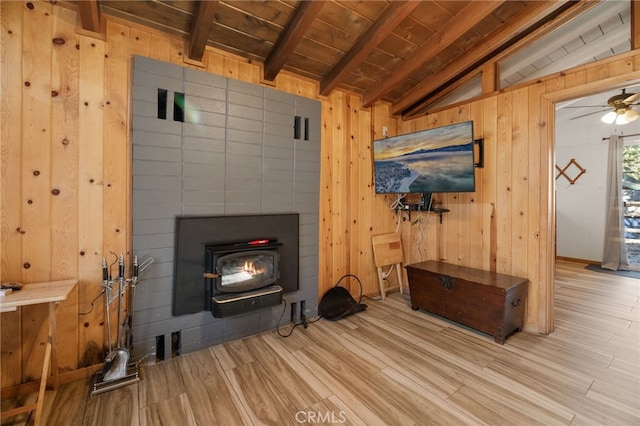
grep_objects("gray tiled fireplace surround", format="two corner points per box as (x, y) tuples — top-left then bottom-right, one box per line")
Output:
(131, 56), (320, 360)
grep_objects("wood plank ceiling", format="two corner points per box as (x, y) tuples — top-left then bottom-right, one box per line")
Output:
(70, 0), (600, 118)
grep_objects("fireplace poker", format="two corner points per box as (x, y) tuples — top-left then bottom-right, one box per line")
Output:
(103, 253), (131, 382)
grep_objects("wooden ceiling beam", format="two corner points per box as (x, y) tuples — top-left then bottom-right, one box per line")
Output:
(362, 1), (505, 108)
(395, 1), (584, 117)
(632, 0), (639, 50)
(188, 1), (219, 62)
(319, 1), (419, 96)
(263, 1), (326, 82)
(77, 0), (101, 33)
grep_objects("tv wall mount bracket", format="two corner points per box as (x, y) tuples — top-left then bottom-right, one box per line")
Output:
(474, 138), (484, 168)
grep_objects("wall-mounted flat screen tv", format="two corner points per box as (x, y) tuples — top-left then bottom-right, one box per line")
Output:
(373, 121), (476, 194)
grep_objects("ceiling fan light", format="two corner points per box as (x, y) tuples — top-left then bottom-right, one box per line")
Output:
(615, 112), (629, 125)
(601, 110), (617, 124)
(623, 109), (639, 122)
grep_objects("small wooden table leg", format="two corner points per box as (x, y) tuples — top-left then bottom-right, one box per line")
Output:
(33, 335), (52, 426)
(50, 302), (59, 389)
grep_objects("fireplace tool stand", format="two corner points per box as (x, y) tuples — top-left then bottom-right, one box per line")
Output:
(91, 254), (153, 396)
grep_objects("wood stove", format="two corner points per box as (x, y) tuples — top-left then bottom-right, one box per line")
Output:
(205, 239), (283, 317)
(173, 214), (299, 317)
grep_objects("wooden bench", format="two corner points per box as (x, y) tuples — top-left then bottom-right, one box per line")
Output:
(406, 261), (528, 344)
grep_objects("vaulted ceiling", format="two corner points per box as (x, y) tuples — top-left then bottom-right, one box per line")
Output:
(66, 1), (633, 118)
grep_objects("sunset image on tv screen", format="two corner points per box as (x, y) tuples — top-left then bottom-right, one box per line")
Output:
(373, 121), (475, 194)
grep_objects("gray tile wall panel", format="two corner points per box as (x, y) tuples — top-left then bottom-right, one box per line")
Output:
(133, 145), (181, 163)
(222, 310), (262, 341)
(183, 122), (225, 139)
(227, 91), (263, 109)
(182, 204), (226, 216)
(133, 159), (181, 176)
(223, 203), (262, 216)
(133, 300), (173, 325)
(132, 85), (157, 103)
(264, 145), (294, 160)
(226, 116), (263, 134)
(133, 175), (181, 191)
(183, 135), (225, 152)
(294, 202), (320, 215)
(134, 56), (183, 79)
(294, 142), (321, 158)
(134, 275), (172, 299)
(132, 218), (175, 236)
(183, 193), (225, 209)
(294, 178), (321, 195)
(183, 174), (225, 192)
(132, 312), (209, 343)
(131, 248), (174, 267)
(263, 157), (294, 173)
(264, 169), (294, 183)
(182, 149), (223, 165)
(135, 189), (181, 206)
(135, 290), (173, 312)
(263, 180), (293, 193)
(228, 78), (263, 97)
(225, 154), (262, 175)
(182, 190), (224, 205)
(133, 204), (182, 221)
(299, 240), (319, 255)
(184, 96), (226, 114)
(227, 103), (264, 121)
(264, 122), (293, 138)
(182, 194), (225, 210)
(133, 338), (156, 360)
(132, 233), (175, 250)
(264, 135), (293, 151)
(294, 169), (321, 184)
(183, 83), (226, 102)
(184, 110), (226, 128)
(224, 190), (263, 204)
(134, 70), (184, 92)
(181, 326), (223, 350)
(264, 107), (294, 124)
(264, 86), (294, 103)
(262, 193), (294, 211)
(132, 99), (156, 118)
(132, 55), (319, 358)
(294, 191), (320, 205)
(133, 130), (181, 148)
(182, 163), (225, 179)
(184, 67), (226, 87)
(226, 140), (262, 157)
(133, 115), (182, 135)
(299, 257), (318, 277)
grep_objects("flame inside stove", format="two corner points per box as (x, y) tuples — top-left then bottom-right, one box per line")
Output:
(244, 260), (257, 275)
(220, 254), (272, 286)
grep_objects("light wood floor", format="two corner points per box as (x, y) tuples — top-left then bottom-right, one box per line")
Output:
(3, 260), (639, 425)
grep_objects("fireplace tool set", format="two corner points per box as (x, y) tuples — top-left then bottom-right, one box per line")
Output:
(91, 253), (153, 396)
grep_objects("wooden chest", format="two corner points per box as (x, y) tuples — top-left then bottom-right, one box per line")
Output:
(406, 261), (528, 344)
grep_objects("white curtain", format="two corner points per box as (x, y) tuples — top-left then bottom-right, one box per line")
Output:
(602, 134), (630, 271)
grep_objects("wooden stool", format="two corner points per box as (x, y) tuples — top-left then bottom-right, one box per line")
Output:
(371, 233), (405, 300)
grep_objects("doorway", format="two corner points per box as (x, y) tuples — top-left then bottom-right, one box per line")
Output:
(555, 86), (640, 269)
(623, 138), (640, 270)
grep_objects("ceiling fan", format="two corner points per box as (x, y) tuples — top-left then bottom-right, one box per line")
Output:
(568, 89), (640, 125)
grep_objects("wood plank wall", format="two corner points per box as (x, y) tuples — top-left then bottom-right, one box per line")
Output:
(1, 0), (639, 389)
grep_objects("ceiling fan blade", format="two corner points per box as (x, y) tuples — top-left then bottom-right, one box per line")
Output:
(569, 109), (609, 120)
(562, 105), (609, 109)
(624, 92), (640, 103)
